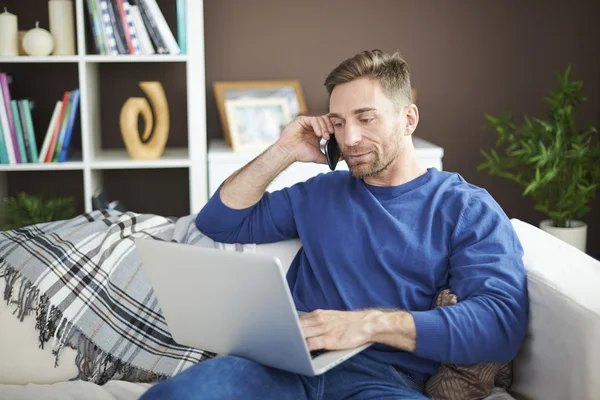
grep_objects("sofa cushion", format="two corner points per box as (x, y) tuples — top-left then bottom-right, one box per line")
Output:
(0, 278), (78, 385)
(510, 219), (600, 400)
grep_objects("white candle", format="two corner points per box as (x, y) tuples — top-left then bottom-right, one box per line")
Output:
(0, 8), (18, 57)
(48, 0), (75, 55)
(23, 22), (55, 57)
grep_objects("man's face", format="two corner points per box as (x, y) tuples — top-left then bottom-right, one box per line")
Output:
(328, 78), (405, 179)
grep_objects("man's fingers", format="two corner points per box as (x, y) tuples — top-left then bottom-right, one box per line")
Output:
(302, 324), (326, 339)
(317, 117), (331, 140)
(306, 336), (326, 351)
(323, 115), (334, 134)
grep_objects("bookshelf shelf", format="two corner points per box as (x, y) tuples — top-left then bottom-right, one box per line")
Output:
(0, 0), (207, 219)
(84, 55), (189, 63)
(0, 161), (85, 172)
(0, 56), (81, 63)
(90, 148), (190, 169)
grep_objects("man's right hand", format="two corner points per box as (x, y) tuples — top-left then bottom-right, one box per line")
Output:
(276, 115), (333, 165)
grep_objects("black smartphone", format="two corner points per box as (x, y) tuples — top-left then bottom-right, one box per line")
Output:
(324, 134), (341, 171)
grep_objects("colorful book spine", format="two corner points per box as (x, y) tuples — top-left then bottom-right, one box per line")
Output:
(115, 0), (134, 54)
(46, 91), (71, 163)
(38, 101), (63, 163)
(17, 101), (33, 162)
(122, 0), (142, 55)
(21, 100), (38, 162)
(176, 0), (186, 54)
(53, 93), (74, 161)
(106, 0), (128, 54)
(11, 100), (28, 163)
(0, 78), (15, 164)
(58, 89), (80, 163)
(0, 74), (21, 163)
(0, 115), (8, 164)
(99, 0), (119, 55)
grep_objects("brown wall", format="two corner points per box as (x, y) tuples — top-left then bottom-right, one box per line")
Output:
(205, 0), (600, 257)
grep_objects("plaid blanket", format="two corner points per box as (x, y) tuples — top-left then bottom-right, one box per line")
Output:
(0, 210), (256, 384)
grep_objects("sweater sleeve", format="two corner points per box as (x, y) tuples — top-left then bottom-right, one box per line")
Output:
(195, 183), (305, 244)
(409, 190), (529, 364)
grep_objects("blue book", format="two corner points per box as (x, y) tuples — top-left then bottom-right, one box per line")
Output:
(58, 89), (80, 163)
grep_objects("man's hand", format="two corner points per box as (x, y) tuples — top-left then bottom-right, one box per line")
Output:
(300, 309), (417, 353)
(276, 115), (333, 165)
(300, 309), (379, 351)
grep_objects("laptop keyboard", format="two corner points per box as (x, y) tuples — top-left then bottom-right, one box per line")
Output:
(310, 349), (328, 359)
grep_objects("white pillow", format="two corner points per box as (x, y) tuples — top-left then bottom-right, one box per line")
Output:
(0, 278), (78, 385)
(510, 219), (600, 400)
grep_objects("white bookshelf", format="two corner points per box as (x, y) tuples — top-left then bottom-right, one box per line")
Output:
(0, 0), (207, 216)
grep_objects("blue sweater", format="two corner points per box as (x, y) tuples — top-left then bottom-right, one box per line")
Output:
(195, 168), (529, 380)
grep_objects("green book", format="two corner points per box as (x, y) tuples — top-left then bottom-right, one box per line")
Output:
(0, 117), (8, 164)
(11, 100), (28, 163)
(20, 100), (38, 162)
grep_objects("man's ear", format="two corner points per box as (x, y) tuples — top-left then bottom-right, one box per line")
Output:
(404, 104), (419, 136)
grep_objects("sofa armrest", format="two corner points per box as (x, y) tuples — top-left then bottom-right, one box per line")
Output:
(510, 219), (600, 400)
(255, 239), (303, 275)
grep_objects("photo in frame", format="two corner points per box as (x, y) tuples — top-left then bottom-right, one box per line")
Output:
(214, 80), (307, 151)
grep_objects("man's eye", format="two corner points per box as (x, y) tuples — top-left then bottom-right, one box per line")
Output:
(361, 118), (374, 124)
(334, 123), (343, 128)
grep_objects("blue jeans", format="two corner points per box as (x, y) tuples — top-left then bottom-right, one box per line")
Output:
(139, 353), (428, 400)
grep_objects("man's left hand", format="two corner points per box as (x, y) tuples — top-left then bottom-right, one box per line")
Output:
(299, 309), (380, 351)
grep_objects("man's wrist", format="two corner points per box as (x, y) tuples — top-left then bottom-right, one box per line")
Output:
(365, 309), (417, 352)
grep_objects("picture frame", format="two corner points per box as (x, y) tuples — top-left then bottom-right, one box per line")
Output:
(213, 80), (307, 151)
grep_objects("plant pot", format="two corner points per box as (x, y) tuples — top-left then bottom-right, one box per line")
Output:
(539, 219), (587, 252)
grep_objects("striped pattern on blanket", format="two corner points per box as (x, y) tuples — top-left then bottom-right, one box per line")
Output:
(0, 210), (256, 384)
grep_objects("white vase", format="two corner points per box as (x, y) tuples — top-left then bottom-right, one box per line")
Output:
(539, 219), (587, 252)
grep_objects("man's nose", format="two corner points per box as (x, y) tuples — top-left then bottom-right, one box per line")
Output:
(343, 123), (362, 148)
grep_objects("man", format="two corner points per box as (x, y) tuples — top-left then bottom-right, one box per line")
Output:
(141, 50), (528, 400)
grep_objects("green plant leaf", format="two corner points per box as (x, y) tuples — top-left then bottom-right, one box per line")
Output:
(478, 65), (599, 223)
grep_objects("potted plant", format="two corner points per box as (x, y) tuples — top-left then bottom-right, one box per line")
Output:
(478, 66), (600, 252)
(0, 192), (77, 230)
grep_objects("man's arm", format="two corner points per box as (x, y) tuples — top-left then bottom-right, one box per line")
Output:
(195, 115), (332, 244)
(302, 191), (529, 364)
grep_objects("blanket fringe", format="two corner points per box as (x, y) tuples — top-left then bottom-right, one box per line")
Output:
(1, 262), (169, 385)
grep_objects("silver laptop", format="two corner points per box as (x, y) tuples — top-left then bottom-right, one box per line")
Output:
(135, 238), (372, 376)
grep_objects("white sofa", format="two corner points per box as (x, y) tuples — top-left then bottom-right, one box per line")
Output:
(1, 219), (599, 400)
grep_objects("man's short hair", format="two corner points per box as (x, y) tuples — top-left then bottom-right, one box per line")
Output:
(324, 49), (412, 108)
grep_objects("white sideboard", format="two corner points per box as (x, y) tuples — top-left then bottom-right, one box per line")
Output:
(207, 137), (444, 197)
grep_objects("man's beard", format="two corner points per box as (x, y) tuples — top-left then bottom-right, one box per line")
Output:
(344, 132), (402, 180)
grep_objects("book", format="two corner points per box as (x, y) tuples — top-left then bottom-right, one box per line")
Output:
(16, 101), (33, 162)
(115, 0), (134, 54)
(20, 100), (39, 162)
(38, 101), (63, 163)
(0, 78), (15, 164)
(133, 0), (169, 54)
(46, 91), (71, 163)
(130, 5), (154, 55)
(53, 92), (74, 161)
(85, 0), (105, 54)
(177, 0), (186, 54)
(99, 0), (119, 55)
(0, 73), (21, 163)
(139, 0), (180, 54)
(11, 100), (28, 163)
(0, 113), (8, 163)
(106, 0), (128, 54)
(122, 0), (142, 55)
(58, 89), (81, 162)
